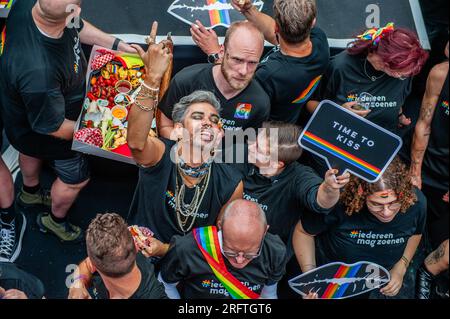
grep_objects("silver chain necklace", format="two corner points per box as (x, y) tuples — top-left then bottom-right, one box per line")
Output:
(364, 59), (385, 82)
(175, 164), (211, 234)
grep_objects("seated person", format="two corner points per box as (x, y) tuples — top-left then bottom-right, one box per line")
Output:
(0, 262), (45, 299)
(158, 199), (287, 299)
(293, 157), (426, 298)
(235, 121), (349, 253)
(68, 213), (167, 299)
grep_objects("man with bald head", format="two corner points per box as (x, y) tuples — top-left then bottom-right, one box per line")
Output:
(0, 0), (135, 242)
(159, 199), (287, 299)
(158, 21), (270, 137)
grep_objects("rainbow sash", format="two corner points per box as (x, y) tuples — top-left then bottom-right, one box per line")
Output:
(193, 226), (260, 299)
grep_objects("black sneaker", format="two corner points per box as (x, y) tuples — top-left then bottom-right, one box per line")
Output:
(0, 211), (27, 262)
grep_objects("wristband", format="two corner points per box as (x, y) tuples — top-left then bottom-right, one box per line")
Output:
(112, 38), (122, 51)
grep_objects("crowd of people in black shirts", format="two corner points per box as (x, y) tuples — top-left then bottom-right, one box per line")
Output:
(0, 0), (448, 300)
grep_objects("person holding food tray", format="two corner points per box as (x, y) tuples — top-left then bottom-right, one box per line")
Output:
(0, 0), (137, 243)
(124, 23), (243, 260)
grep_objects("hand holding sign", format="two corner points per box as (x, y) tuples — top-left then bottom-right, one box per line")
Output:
(299, 100), (403, 183)
(289, 261), (391, 299)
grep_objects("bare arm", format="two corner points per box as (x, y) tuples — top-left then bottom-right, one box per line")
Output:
(79, 20), (136, 53)
(410, 63), (448, 188)
(49, 119), (76, 140)
(316, 169), (350, 209)
(232, 0), (277, 44)
(127, 22), (172, 167)
(381, 234), (422, 296)
(292, 220), (317, 273)
(158, 112), (176, 140)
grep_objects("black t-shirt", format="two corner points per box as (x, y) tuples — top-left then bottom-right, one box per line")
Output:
(256, 28), (330, 123)
(422, 71), (449, 191)
(0, 0), (87, 160)
(127, 138), (242, 244)
(234, 161), (330, 245)
(160, 231), (287, 299)
(316, 51), (412, 133)
(91, 253), (168, 299)
(302, 190), (427, 270)
(159, 63), (270, 131)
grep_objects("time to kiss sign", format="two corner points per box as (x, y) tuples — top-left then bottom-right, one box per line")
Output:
(299, 100), (402, 183)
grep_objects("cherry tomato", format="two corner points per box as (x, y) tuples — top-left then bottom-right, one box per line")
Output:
(90, 77), (97, 86)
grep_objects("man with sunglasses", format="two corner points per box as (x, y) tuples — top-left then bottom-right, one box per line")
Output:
(158, 199), (287, 299)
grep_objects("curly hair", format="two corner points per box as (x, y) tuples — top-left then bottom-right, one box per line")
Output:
(340, 157), (417, 215)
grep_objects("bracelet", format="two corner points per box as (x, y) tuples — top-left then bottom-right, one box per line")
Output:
(141, 81), (160, 92)
(401, 255), (410, 268)
(135, 84), (159, 100)
(112, 38), (122, 51)
(134, 98), (157, 112)
(73, 274), (88, 283)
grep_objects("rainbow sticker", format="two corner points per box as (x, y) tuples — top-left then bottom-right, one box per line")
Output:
(234, 103), (252, 120)
(292, 75), (322, 104)
(321, 264), (363, 299)
(441, 100), (449, 109)
(303, 131), (381, 178)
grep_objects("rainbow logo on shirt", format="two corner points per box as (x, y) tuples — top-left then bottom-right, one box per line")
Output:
(350, 230), (360, 238)
(0, 26), (6, 56)
(202, 280), (212, 288)
(234, 103), (252, 120)
(292, 75), (322, 104)
(321, 264), (363, 299)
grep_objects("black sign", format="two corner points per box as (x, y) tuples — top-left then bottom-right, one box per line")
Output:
(298, 100), (402, 183)
(80, 0), (429, 49)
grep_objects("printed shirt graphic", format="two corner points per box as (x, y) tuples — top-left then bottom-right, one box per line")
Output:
(302, 190), (427, 270)
(234, 103), (253, 120)
(168, 0), (264, 29)
(256, 28), (330, 124)
(318, 51), (412, 132)
(160, 232), (287, 299)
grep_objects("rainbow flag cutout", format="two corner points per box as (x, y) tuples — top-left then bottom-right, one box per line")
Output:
(302, 131), (381, 178)
(321, 264), (363, 299)
(193, 226), (260, 299)
(292, 75), (322, 104)
(206, 0), (231, 27)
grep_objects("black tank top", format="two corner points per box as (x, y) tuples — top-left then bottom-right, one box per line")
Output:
(423, 70), (449, 190)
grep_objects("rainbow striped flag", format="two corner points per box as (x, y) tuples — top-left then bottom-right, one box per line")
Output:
(292, 75), (322, 104)
(206, 0), (231, 26)
(193, 226), (260, 299)
(321, 264), (363, 299)
(302, 131), (381, 178)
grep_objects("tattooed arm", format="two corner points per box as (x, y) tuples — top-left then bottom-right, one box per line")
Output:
(410, 62), (448, 189)
(424, 239), (449, 276)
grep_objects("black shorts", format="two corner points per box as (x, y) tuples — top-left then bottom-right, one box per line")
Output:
(49, 152), (90, 185)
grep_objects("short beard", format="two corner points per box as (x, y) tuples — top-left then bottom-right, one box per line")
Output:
(221, 63), (249, 91)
